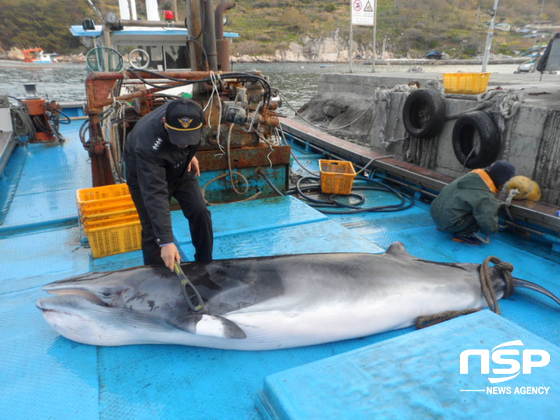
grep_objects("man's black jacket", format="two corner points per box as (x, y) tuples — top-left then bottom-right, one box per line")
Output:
(124, 104), (198, 245)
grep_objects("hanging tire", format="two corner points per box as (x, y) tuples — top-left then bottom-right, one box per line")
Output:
(402, 89), (446, 138)
(452, 111), (501, 169)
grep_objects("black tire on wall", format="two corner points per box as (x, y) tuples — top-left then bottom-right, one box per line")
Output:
(402, 89), (446, 138)
(452, 111), (501, 169)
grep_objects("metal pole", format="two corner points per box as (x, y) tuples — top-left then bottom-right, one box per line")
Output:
(171, 0), (179, 21)
(371, 0), (377, 73)
(185, 0), (205, 71)
(481, 0), (500, 72)
(203, 0), (218, 71)
(102, 23), (112, 71)
(349, 6), (353, 73)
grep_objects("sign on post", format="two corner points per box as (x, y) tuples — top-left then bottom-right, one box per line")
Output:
(351, 0), (375, 27)
(349, 0), (377, 73)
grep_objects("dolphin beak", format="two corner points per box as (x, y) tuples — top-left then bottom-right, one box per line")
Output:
(42, 284), (109, 307)
(43, 281), (81, 293)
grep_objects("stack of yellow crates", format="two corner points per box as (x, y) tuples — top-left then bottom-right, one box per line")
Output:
(76, 184), (141, 258)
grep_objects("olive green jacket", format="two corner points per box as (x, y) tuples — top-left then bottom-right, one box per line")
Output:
(430, 172), (502, 235)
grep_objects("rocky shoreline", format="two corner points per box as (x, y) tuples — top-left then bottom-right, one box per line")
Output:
(0, 47), (85, 63)
(231, 56), (526, 65)
(1, 44), (526, 66)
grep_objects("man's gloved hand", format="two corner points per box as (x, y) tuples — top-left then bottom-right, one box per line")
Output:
(505, 188), (519, 206)
(161, 243), (181, 271)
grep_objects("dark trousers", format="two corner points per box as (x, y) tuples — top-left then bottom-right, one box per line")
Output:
(128, 173), (213, 266)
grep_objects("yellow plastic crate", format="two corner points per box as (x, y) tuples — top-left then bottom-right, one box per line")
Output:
(83, 214), (139, 230)
(76, 183), (138, 221)
(84, 218), (142, 258)
(78, 196), (137, 219)
(76, 184), (132, 208)
(442, 72), (490, 94)
(79, 195), (136, 214)
(81, 207), (139, 223)
(319, 159), (356, 195)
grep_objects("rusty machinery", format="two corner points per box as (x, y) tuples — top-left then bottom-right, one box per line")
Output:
(81, 1), (290, 197)
(21, 98), (67, 143)
(81, 69), (290, 199)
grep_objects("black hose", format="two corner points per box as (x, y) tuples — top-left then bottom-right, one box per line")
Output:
(127, 69), (272, 104)
(294, 175), (415, 215)
(256, 168), (286, 197)
(257, 167), (414, 215)
(57, 110), (72, 125)
(79, 119), (90, 147)
(78, 106), (116, 149)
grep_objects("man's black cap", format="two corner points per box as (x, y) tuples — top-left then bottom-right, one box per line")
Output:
(487, 160), (515, 189)
(164, 99), (205, 147)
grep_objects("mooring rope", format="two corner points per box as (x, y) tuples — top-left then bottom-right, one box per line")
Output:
(415, 256), (514, 329)
(479, 256), (514, 314)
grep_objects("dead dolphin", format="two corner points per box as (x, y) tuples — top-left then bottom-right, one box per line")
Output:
(36, 242), (559, 350)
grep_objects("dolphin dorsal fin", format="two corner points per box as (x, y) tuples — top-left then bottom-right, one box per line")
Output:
(173, 314), (246, 339)
(386, 242), (413, 259)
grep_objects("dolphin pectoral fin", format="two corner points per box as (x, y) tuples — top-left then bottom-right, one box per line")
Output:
(386, 242), (413, 258)
(173, 314), (247, 339)
(197, 315), (247, 339)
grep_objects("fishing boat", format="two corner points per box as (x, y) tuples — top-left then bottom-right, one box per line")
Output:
(22, 48), (57, 64)
(1, 1), (559, 419)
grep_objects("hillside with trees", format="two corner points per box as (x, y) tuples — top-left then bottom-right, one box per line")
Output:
(1, 0), (559, 58)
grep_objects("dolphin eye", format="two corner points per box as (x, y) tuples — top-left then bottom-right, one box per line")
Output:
(101, 291), (111, 297)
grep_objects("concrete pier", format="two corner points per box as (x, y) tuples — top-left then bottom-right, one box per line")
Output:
(297, 72), (560, 205)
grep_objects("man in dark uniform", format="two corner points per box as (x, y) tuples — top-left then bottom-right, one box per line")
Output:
(124, 99), (213, 270)
(430, 160), (515, 244)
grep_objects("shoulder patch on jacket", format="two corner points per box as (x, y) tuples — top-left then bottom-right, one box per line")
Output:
(152, 137), (164, 151)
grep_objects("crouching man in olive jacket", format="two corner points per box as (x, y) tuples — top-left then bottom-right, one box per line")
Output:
(430, 160), (515, 244)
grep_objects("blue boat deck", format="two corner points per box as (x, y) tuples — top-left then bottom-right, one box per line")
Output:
(1, 121), (558, 419)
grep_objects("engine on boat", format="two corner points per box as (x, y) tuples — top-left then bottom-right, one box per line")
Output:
(80, 68), (289, 202)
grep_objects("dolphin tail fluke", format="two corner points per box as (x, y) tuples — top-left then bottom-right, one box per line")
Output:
(513, 277), (560, 308)
(173, 314), (247, 339)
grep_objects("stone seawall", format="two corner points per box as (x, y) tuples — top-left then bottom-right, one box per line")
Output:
(297, 72), (560, 205)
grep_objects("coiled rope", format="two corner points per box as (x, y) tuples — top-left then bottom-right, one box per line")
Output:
(415, 256), (514, 328)
(479, 256), (514, 314)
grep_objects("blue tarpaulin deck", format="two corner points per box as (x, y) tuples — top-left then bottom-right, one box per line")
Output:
(0, 121), (558, 419)
(258, 310), (560, 420)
